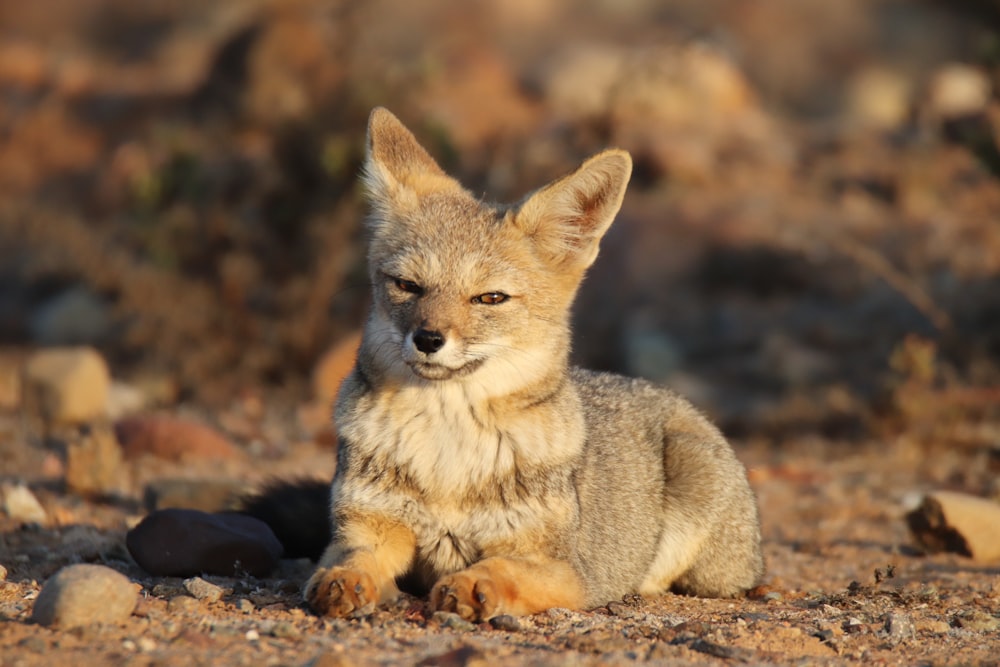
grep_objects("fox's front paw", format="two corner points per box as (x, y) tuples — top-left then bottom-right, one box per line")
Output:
(430, 571), (500, 622)
(304, 566), (377, 618)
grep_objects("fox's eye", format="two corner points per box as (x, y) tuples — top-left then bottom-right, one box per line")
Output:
(393, 278), (422, 295)
(472, 292), (509, 305)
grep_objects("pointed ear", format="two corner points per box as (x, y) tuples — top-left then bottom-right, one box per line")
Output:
(513, 149), (632, 270)
(363, 107), (460, 215)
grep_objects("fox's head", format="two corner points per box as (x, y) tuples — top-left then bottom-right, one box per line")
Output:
(358, 108), (631, 394)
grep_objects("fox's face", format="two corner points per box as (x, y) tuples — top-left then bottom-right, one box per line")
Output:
(359, 109), (631, 391)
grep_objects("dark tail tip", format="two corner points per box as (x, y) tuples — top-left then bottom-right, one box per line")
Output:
(239, 478), (332, 561)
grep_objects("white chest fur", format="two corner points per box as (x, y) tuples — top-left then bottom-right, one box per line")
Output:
(339, 380), (581, 498)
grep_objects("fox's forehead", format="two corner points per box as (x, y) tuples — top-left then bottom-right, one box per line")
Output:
(373, 193), (532, 289)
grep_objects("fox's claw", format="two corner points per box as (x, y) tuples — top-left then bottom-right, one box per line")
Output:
(430, 572), (500, 621)
(304, 566), (377, 618)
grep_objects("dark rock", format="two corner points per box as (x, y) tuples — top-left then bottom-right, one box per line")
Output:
(127, 508), (282, 577)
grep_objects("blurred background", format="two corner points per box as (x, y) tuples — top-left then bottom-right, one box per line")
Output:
(1, 0), (999, 449)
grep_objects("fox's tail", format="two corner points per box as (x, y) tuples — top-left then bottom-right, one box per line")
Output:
(240, 479), (332, 561)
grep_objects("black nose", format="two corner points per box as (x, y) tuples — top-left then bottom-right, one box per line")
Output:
(413, 328), (445, 354)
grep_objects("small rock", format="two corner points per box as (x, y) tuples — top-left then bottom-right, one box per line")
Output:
(183, 577), (223, 603)
(432, 611), (477, 632)
(906, 491), (1000, 563)
(24, 347), (111, 423)
(0, 563), (8, 581)
(606, 600), (638, 618)
(136, 637), (157, 652)
(126, 508), (282, 577)
(115, 415), (242, 462)
(30, 564), (138, 628)
(1, 483), (48, 524)
(916, 618), (951, 635)
(237, 598), (255, 613)
(489, 614), (522, 632)
(884, 612), (915, 640)
(927, 63), (991, 119)
(954, 610), (1000, 633)
(64, 423), (127, 496)
(844, 617), (865, 634)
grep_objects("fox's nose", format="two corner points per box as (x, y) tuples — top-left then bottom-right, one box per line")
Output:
(413, 328), (445, 354)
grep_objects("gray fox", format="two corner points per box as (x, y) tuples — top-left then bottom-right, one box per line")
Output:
(250, 108), (763, 621)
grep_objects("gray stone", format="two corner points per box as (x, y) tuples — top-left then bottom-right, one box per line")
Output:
(31, 564), (137, 628)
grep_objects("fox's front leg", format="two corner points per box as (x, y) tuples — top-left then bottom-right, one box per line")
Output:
(430, 557), (585, 621)
(304, 513), (416, 618)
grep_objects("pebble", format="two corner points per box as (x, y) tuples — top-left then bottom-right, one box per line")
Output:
(64, 423), (127, 497)
(1, 483), (48, 525)
(115, 415), (242, 462)
(432, 611), (477, 632)
(927, 63), (991, 119)
(884, 612), (915, 640)
(844, 617), (866, 634)
(183, 577), (224, 603)
(0, 563), (7, 581)
(237, 598), (255, 613)
(127, 508), (282, 577)
(917, 619), (951, 635)
(489, 614), (522, 632)
(23, 347), (110, 423)
(30, 564), (138, 628)
(954, 610), (1000, 632)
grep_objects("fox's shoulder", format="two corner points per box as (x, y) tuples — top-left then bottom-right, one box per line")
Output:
(570, 367), (722, 438)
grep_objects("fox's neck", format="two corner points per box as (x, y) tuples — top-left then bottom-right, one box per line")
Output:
(336, 353), (584, 497)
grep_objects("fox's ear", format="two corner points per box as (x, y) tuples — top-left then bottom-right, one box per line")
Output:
(514, 149), (632, 270)
(363, 107), (459, 215)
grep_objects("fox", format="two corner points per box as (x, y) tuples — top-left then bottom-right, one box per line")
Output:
(248, 107), (763, 621)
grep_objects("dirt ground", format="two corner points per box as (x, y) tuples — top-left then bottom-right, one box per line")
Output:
(2, 0), (1000, 665)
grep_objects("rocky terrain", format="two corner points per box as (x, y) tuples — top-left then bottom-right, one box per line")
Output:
(1, 0), (1000, 664)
